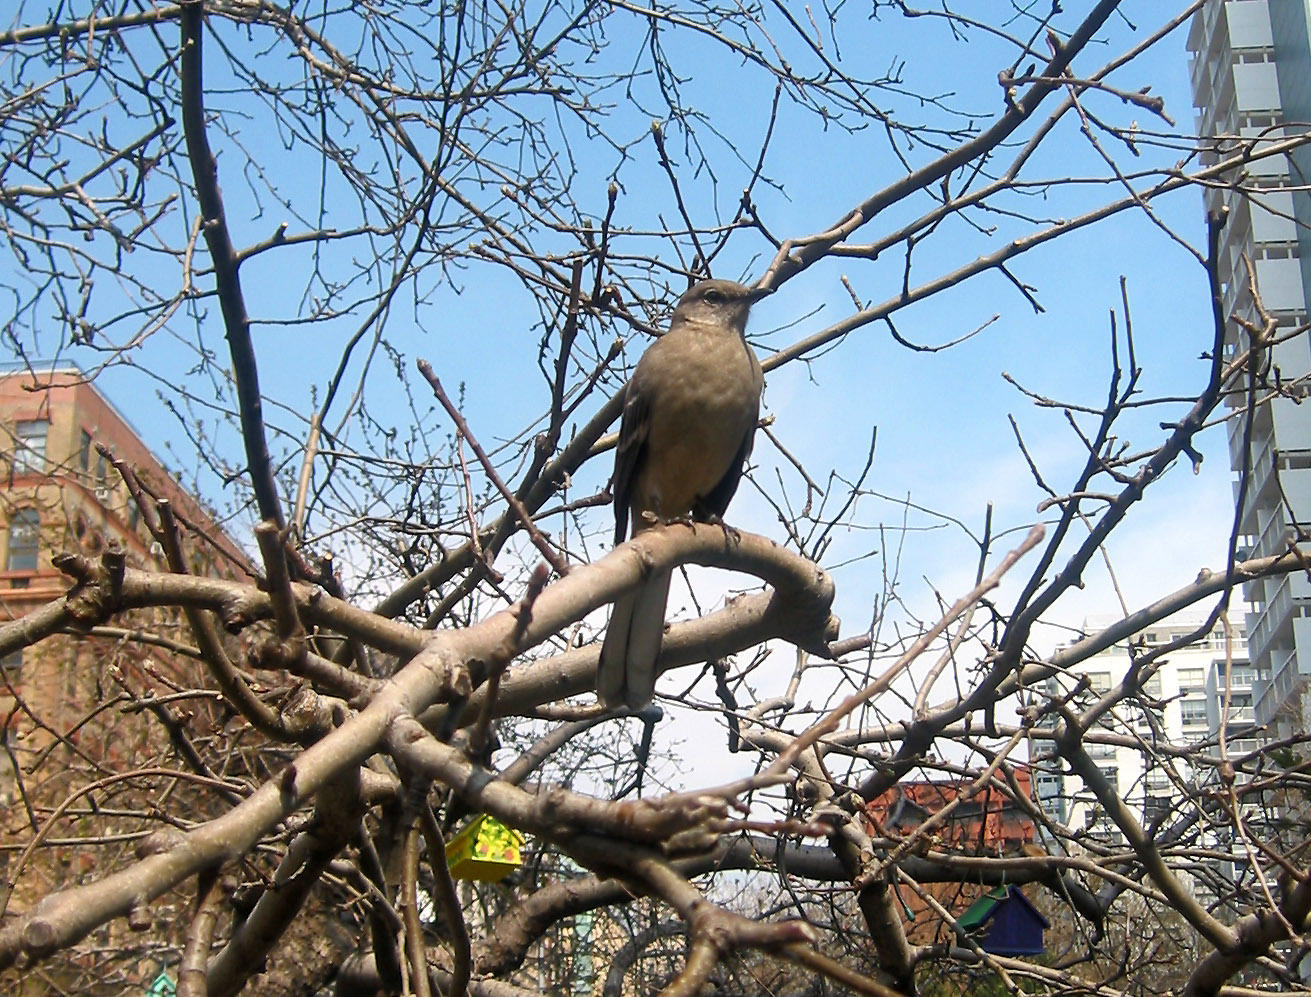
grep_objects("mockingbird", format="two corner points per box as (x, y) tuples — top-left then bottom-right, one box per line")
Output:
(598, 278), (767, 709)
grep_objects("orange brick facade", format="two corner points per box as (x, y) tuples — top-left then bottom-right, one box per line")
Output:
(864, 768), (1038, 947)
(0, 366), (248, 995)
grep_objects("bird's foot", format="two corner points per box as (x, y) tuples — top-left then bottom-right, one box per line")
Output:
(703, 513), (741, 546)
(642, 510), (698, 531)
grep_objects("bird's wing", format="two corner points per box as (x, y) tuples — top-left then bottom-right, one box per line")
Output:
(694, 419), (757, 521)
(611, 381), (650, 545)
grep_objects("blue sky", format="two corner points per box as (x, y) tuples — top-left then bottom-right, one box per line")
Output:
(8, 4), (1243, 762)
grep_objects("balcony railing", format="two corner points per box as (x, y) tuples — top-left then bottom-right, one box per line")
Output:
(1248, 573), (1292, 655)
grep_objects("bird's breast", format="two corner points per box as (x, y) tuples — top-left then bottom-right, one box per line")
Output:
(630, 324), (762, 520)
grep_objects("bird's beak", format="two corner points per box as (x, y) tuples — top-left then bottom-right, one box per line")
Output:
(746, 285), (774, 303)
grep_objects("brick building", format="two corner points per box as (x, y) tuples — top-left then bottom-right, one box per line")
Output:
(864, 767), (1039, 948)
(1, 363), (245, 755)
(0, 364), (248, 995)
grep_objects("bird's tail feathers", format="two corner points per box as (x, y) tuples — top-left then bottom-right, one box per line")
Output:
(597, 568), (671, 709)
(598, 591), (635, 707)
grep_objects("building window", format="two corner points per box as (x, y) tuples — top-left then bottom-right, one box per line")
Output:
(1181, 698), (1208, 727)
(1256, 244), (1297, 261)
(78, 430), (92, 473)
(1234, 48), (1275, 65)
(6, 509), (40, 574)
(1280, 451), (1311, 470)
(1224, 693), (1255, 723)
(1089, 824), (1124, 847)
(1178, 667), (1205, 692)
(13, 421), (47, 474)
(1087, 671), (1112, 694)
(1226, 664), (1257, 688)
(1240, 112), (1284, 130)
(0, 647), (20, 673)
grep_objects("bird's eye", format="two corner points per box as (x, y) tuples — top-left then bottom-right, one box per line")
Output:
(703, 288), (724, 304)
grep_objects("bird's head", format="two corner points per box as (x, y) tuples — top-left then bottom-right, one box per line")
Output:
(671, 278), (771, 333)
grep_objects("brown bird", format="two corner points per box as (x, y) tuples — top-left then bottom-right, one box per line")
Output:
(598, 278), (767, 709)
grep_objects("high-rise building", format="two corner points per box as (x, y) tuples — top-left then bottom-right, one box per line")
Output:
(1188, 0), (1311, 738)
(1034, 615), (1255, 827)
(1032, 615), (1259, 906)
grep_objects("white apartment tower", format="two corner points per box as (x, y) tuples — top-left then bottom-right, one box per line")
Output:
(1034, 617), (1257, 840)
(1188, 0), (1311, 737)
